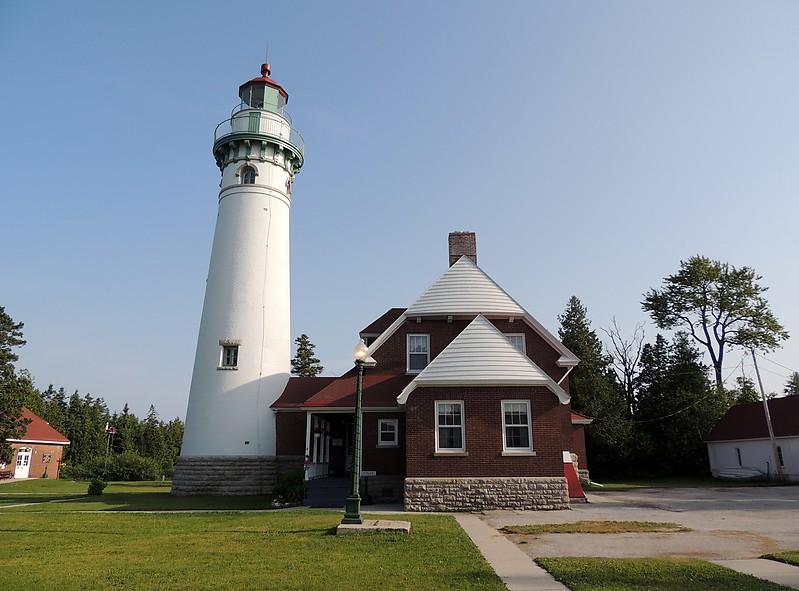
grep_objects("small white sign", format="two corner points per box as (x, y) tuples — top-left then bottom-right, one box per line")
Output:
(361, 470), (377, 477)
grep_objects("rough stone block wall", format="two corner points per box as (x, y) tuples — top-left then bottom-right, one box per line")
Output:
(404, 477), (569, 511)
(171, 456), (278, 496)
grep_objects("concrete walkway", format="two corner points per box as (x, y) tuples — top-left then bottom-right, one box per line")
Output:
(712, 559), (799, 590)
(454, 513), (568, 591)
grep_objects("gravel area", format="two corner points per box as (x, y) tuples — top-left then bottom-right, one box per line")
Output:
(480, 486), (799, 560)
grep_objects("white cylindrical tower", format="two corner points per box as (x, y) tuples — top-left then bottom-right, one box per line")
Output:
(173, 64), (304, 495)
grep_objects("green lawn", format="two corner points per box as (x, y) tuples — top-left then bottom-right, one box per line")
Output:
(537, 557), (794, 591)
(0, 480), (504, 591)
(764, 551), (799, 567)
(0, 480), (277, 511)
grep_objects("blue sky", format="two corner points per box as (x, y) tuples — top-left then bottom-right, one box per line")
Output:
(2, 1), (797, 421)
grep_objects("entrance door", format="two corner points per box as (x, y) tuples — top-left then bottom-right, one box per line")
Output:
(14, 448), (31, 479)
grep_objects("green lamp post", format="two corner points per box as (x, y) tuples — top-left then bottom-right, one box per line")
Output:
(342, 339), (369, 525)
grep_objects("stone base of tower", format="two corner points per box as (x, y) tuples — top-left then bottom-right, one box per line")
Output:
(171, 455), (300, 496)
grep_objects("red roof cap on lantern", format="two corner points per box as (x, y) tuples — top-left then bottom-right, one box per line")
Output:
(239, 63), (289, 103)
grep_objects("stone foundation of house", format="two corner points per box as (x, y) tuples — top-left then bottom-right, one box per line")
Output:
(403, 477), (569, 511)
(172, 455), (295, 496)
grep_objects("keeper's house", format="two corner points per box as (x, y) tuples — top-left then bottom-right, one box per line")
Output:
(273, 232), (589, 511)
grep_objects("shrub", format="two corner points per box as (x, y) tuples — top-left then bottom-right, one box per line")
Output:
(273, 469), (304, 504)
(63, 452), (160, 482)
(87, 478), (107, 495)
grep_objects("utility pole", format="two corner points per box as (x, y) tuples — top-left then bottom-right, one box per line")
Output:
(751, 349), (784, 481)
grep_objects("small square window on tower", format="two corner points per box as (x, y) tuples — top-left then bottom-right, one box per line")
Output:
(218, 339), (241, 370)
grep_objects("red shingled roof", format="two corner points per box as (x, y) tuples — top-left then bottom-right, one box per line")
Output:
(272, 374), (413, 409)
(360, 308), (406, 337)
(706, 396), (799, 441)
(571, 411), (593, 424)
(9, 408), (70, 444)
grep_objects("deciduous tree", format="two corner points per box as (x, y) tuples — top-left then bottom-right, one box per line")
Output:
(558, 296), (632, 476)
(643, 256), (788, 389)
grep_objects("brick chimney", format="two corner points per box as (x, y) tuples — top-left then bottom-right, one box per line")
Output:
(448, 231), (477, 267)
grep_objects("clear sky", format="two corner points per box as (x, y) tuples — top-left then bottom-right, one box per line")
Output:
(2, 1), (797, 421)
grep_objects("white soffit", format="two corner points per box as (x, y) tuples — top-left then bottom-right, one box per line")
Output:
(397, 315), (570, 405)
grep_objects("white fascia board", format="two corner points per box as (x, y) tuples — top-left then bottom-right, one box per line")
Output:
(362, 313), (408, 359)
(7, 439), (70, 445)
(398, 378), (568, 405)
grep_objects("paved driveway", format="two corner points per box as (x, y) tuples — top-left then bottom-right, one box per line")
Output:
(480, 486), (799, 560)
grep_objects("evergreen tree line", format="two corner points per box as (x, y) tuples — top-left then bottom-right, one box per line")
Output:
(559, 295), (792, 480)
(1, 305), (183, 480)
(25, 386), (184, 480)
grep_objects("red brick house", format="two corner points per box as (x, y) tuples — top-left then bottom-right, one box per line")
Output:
(273, 233), (586, 510)
(1, 408), (70, 480)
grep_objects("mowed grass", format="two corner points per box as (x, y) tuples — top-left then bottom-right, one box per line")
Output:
(536, 557), (794, 591)
(0, 480), (276, 511)
(0, 480), (504, 591)
(764, 551), (799, 567)
(582, 476), (784, 491)
(502, 520), (689, 535)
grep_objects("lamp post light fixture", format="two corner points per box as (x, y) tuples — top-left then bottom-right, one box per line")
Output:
(342, 339), (369, 525)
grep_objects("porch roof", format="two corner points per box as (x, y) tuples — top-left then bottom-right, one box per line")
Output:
(272, 374), (413, 409)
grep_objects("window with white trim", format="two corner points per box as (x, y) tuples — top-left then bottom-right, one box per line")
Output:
(220, 345), (239, 368)
(407, 334), (430, 373)
(506, 333), (526, 353)
(502, 400), (532, 452)
(436, 401), (464, 452)
(377, 419), (399, 447)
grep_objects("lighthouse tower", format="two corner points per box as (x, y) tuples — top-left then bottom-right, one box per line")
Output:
(172, 64), (304, 495)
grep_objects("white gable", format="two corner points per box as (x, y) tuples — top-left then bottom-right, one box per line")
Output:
(367, 256), (578, 367)
(406, 256), (526, 316)
(397, 315), (570, 404)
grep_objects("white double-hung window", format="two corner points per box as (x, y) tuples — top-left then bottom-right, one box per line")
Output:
(377, 419), (399, 447)
(436, 401), (465, 452)
(502, 400), (532, 453)
(505, 333), (526, 354)
(407, 334), (430, 373)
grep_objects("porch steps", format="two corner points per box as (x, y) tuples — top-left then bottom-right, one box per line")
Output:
(304, 477), (349, 508)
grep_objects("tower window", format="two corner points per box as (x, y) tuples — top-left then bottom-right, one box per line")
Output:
(241, 167), (256, 184)
(218, 340), (241, 370)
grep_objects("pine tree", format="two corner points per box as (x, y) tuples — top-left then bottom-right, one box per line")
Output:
(0, 307), (31, 464)
(784, 372), (799, 396)
(635, 333), (725, 476)
(291, 334), (324, 377)
(558, 296), (632, 477)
